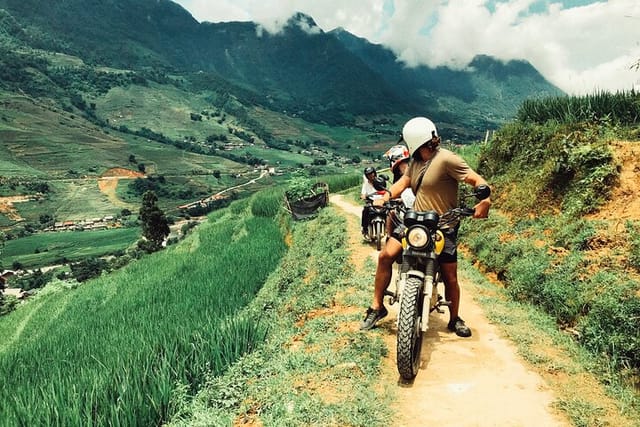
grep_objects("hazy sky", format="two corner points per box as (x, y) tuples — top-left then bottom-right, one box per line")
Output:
(172, 0), (640, 95)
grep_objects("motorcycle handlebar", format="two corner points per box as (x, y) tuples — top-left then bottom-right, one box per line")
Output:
(437, 206), (475, 229)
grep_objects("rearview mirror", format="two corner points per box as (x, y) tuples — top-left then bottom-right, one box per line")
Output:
(373, 176), (388, 191)
(473, 184), (491, 200)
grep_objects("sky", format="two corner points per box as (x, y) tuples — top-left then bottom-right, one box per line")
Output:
(172, 0), (640, 95)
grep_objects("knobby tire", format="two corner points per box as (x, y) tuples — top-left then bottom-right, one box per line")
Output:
(397, 276), (424, 380)
(375, 221), (383, 251)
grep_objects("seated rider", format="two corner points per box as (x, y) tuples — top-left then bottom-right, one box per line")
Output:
(383, 144), (415, 237)
(360, 166), (385, 237)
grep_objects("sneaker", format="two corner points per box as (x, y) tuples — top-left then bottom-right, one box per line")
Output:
(360, 306), (388, 330)
(448, 317), (472, 337)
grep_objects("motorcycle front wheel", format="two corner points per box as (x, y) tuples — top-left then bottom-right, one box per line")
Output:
(375, 220), (384, 251)
(396, 276), (424, 380)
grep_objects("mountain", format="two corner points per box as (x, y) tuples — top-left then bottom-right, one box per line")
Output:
(0, 0), (562, 137)
(330, 28), (562, 134)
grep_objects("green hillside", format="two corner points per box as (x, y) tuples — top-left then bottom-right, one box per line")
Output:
(0, 193), (287, 425)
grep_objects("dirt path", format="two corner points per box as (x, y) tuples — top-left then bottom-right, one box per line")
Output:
(0, 195), (38, 221)
(330, 194), (571, 427)
(97, 168), (145, 209)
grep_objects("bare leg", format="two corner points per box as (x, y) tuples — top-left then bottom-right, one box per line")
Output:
(440, 261), (471, 337)
(440, 261), (459, 321)
(370, 238), (403, 310)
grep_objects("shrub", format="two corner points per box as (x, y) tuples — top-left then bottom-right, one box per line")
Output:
(539, 253), (589, 325)
(627, 220), (640, 272)
(504, 250), (550, 304)
(551, 216), (595, 250)
(579, 279), (640, 372)
(284, 170), (316, 201)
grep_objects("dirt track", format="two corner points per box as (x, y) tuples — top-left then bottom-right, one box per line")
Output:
(330, 194), (570, 427)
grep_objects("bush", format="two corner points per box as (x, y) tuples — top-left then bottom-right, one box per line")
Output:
(579, 278), (640, 371)
(284, 171), (316, 201)
(504, 250), (550, 304)
(0, 294), (18, 316)
(70, 257), (108, 282)
(627, 220), (640, 272)
(9, 269), (53, 291)
(551, 215), (595, 250)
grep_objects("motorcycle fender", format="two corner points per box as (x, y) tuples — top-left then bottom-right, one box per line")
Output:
(406, 270), (425, 281)
(434, 230), (445, 255)
(421, 276), (434, 332)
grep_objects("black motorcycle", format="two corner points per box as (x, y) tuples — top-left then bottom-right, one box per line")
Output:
(363, 175), (390, 251)
(385, 184), (491, 380)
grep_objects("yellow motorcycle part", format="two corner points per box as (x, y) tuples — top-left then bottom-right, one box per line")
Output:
(434, 230), (444, 255)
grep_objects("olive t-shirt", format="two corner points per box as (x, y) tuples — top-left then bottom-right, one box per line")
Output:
(404, 148), (470, 214)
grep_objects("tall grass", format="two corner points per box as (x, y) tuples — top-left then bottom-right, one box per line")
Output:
(167, 209), (394, 426)
(250, 187), (285, 218)
(321, 172), (361, 193)
(517, 90), (640, 125)
(0, 204), (286, 426)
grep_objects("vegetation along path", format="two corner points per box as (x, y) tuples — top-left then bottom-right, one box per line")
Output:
(330, 193), (634, 427)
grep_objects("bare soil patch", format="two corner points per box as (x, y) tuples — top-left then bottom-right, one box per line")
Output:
(587, 141), (640, 221)
(97, 168), (144, 208)
(0, 195), (38, 221)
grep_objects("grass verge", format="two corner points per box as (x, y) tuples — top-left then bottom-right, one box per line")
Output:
(167, 207), (394, 426)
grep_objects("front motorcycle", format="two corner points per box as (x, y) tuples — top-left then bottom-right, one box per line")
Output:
(386, 184), (491, 380)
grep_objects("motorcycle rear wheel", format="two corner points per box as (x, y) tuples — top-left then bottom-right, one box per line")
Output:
(397, 276), (424, 380)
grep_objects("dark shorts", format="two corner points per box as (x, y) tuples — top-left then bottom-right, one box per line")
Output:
(438, 226), (459, 264)
(389, 210), (458, 263)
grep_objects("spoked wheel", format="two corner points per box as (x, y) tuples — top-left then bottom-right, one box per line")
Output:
(396, 277), (424, 380)
(375, 221), (384, 251)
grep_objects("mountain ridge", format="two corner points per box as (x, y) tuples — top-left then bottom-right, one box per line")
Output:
(0, 1), (563, 135)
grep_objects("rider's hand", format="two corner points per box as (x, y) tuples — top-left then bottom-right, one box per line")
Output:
(473, 199), (491, 218)
(372, 198), (385, 207)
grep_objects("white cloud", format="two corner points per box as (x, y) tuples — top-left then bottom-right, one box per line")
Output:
(174, 0), (640, 95)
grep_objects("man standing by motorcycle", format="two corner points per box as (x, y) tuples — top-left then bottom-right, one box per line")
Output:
(360, 117), (491, 337)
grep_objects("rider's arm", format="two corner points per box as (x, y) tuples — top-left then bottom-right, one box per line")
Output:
(381, 175), (411, 203)
(360, 178), (368, 199)
(464, 170), (491, 218)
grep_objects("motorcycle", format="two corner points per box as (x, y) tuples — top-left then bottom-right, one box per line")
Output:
(384, 184), (491, 380)
(363, 175), (390, 251)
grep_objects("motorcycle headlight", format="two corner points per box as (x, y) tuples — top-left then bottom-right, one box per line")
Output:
(407, 226), (430, 249)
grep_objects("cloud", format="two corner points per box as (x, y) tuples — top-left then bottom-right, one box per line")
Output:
(174, 0), (640, 95)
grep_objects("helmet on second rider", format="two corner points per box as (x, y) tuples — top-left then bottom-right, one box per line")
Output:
(401, 117), (440, 157)
(363, 166), (377, 179)
(385, 144), (410, 172)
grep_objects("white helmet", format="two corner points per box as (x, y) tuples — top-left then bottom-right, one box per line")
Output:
(401, 117), (439, 157)
(385, 144), (410, 172)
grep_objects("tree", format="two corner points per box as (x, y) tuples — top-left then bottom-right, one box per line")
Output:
(70, 257), (107, 282)
(0, 231), (5, 267)
(138, 191), (170, 253)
